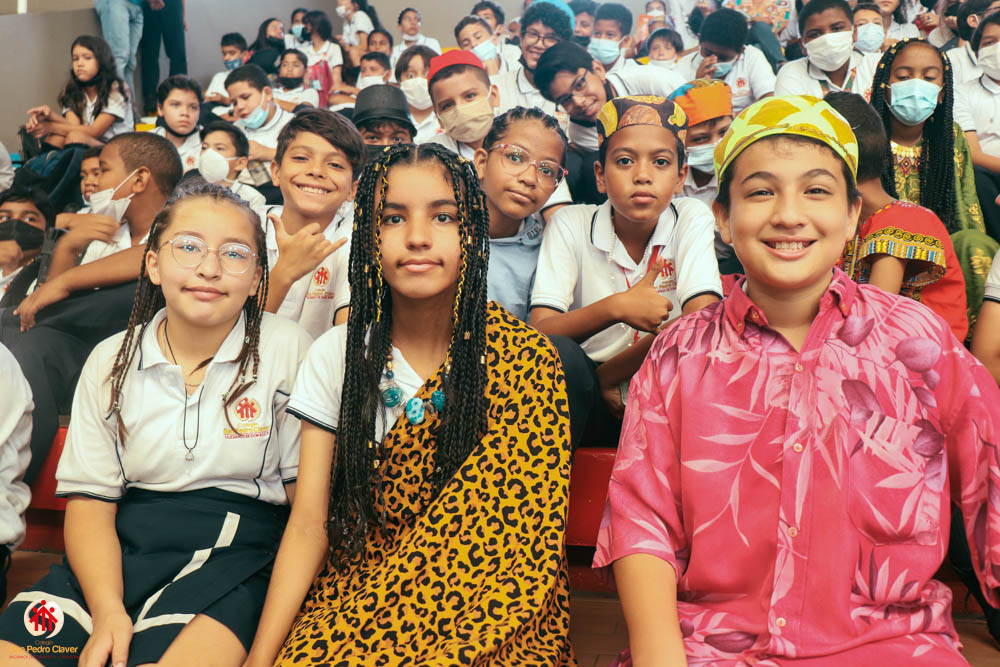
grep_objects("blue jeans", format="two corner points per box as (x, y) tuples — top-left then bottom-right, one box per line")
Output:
(94, 0), (144, 89)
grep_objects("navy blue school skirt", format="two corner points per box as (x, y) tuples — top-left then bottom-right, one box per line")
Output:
(0, 487), (288, 665)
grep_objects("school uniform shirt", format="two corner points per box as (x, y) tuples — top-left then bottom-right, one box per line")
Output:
(986, 247), (1000, 303)
(390, 34), (442, 68)
(947, 43), (982, 85)
(531, 197), (723, 363)
(341, 11), (374, 46)
(273, 85), (321, 108)
(494, 67), (570, 131)
(151, 126), (202, 173)
(63, 81), (134, 142)
(595, 269), (1000, 665)
(0, 266), (23, 298)
(237, 104), (294, 149)
(955, 74), (1000, 158)
(265, 207), (351, 338)
(79, 221), (147, 266)
(301, 40), (344, 73)
(55, 309), (312, 505)
(681, 169), (735, 263)
(674, 45), (776, 114)
(287, 322), (423, 443)
(0, 342), (31, 548)
(413, 111), (443, 144)
(569, 67), (690, 151)
(205, 70), (229, 99)
(229, 181), (269, 228)
(886, 19), (921, 42)
(605, 56), (645, 76)
(487, 213), (544, 321)
(774, 50), (881, 100)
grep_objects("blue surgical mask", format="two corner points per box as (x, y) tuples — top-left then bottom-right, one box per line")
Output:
(686, 142), (717, 172)
(241, 99), (271, 130)
(291, 24), (304, 39)
(472, 39), (498, 63)
(712, 59), (734, 79)
(888, 79), (941, 126)
(223, 58), (241, 71)
(854, 22), (885, 53)
(588, 38), (622, 65)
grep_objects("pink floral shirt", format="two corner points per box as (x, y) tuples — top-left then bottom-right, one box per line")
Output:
(595, 269), (1000, 666)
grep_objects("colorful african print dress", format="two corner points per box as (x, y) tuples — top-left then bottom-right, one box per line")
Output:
(275, 303), (576, 666)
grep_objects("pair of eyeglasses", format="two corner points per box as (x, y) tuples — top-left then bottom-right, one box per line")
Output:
(490, 144), (568, 185)
(522, 29), (561, 48)
(159, 236), (257, 275)
(554, 70), (590, 109)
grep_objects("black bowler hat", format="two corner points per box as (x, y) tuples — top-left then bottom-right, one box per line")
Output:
(352, 85), (417, 137)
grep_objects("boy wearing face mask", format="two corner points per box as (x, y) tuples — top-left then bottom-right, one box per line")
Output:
(329, 52), (394, 108)
(853, 3), (887, 53)
(672, 79), (741, 273)
(204, 33), (248, 108)
(150, 75), (203, 173)
(226, 65), (294, 165)
(775, 0), (882, 98)
(589, 3), (641, 75)
(0, 187), (55, 304)
(674, 9), (776, 114)
(395, 45), (441, 144)
(456, 15), (513, 77)
(198, 122), (268, 226)
(274, 49), (321, 111)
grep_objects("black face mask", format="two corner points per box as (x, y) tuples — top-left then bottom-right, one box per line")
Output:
(0, 219), (45, 251)
(267, 37), (285, 50)
(571, 34), (591, 48)
(155, 115), (200, 139)
(279, 76), (304, 90)
(301, 29), (313, 42)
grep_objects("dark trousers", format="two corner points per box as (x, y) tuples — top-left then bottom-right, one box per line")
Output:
(948, 504), (1000, 641)
(973, 165), (1000, 243)
(548, 335), (621, 449)
(139, 0), (187, 110)
(1, 282), (136, 484)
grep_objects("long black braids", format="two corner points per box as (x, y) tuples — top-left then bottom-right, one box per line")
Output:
(870, 38), (958, 232)
(106, 181), (269, 443)
(330, 143), (491, 568)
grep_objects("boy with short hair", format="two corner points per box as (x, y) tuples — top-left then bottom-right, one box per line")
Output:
(948, 0), (1000, 84)
(595, 93), (1000, 665)
(589, 3), (640, 75)
(535, 40), (686, 151)
(226, 64), (295, 164)
(198, 121), (267, 221)
(674, 8), (776, 113)
(646, 27), (684, 66)
(205, 32), (248, 106)
(266, 109), (367, 337)
(0, 187), (55, 304)
(570, 0), (598, 41)
(78, 147), (102, 208)
(151, 74), (203, 173)
(274, 48), (321, 111)
(353, 85), (417, 146)
(531, 95), (721, 430)
(395, 45), (441, 143)
(329, 52), (394, 108)
(456, 15), (512, 77)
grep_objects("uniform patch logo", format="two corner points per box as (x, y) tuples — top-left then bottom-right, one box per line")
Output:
(653, 259), (677, 294)
(314, 266), (330, 287)
(736, 77), (748, 90)
(236, 397), (260, 422)
(24, 598), (63, 638)
(227, 397), (269, 438)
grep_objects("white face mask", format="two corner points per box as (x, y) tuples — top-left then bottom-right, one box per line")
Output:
(88, 169), (138, 224)
(686, 142), (717, 172)
(199, 149), (238, 184)
(805, 30), (854, 72)
(649, 58), (675, 68)
(400, 77), (433, 110)
(356, 75), (385, 91)
(336, 5), (349, 18)
(979, 43), (1000, 80)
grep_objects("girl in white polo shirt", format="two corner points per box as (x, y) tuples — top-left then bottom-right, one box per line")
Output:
(0, 183), (311, 666)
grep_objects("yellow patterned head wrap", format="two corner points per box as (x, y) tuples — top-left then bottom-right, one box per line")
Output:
(597, 95), (688, 150)
(713, 95), (858, 183)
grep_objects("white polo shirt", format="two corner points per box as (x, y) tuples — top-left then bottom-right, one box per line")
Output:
(955, 74), (1000, 157)
(301, 40), (344, 73)
(568, 66), (689, 151)
(55, 310), (312, 505)
(948, 43), (982, 85)
(287, 323), (423, 443)
(531, 197), (722, 362)
(412, 110), (442, 144)
(230, 181), (269, 228)
(501, 42), (523, 68)
(775, 50), (881, 100)
(341, 11), (374, 46)
(605, 56), (645, 76)
(674, 45), (776, 113)
(151, 126), (202, 173)
(495, 66), (570, 131)
(0, 342), (31, 548)
(390, 34), (442, 68)
(274, 85), (321, 108)
(63, 81), (134, 142)
(886, 20), (920, 41)
(265, 207), (352, 338)
(681, 169), (736, 262)
(237, 104), (294, 149)
(79, 221), (148, 266)
(985, 247), (1000, 303)
(206, 70), (229, 99)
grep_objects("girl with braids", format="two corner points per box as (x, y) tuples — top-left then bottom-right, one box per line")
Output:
(869, 38), (986, 234)
(245, 143), (575, 666)
(474, 106), (569, 321)
(25, 35), (134, 149)
(0, 182), (312, 666)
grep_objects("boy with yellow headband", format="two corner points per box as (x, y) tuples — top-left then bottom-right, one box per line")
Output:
(595, 95), (1000, 664)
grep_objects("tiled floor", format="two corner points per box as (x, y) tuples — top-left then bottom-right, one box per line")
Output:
(6, 551), (1000, 665)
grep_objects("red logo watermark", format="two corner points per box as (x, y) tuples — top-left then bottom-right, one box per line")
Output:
(23, 599), (63, 639)
(236, 397), (260, 421)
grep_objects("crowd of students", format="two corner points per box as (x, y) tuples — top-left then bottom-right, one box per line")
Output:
(0, 0), (999, 664)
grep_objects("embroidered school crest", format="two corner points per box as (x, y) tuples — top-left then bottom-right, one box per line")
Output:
(24, 598), (63, 638)
(736, 77), (747, 90)
(236, 398), (260, 421)
(314, 266), (330, 287)
(653, 259), (677, 294)
(226, 397), (269, 438)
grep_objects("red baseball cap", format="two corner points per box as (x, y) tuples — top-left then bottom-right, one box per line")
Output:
(427, 50), (486, 82)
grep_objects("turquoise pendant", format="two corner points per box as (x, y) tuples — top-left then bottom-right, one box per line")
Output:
(431, 390), (445, 412)
(380, 384), (402, 408)
(405, 397), (425, 425)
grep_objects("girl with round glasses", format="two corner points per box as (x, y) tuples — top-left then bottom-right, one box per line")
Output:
(0, 182), (312, 666)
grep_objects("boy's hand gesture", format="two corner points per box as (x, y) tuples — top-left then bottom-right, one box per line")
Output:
(61, 214), (120, 253)
(614, 261), (673, 332)
(695, 55), (718, 80)
(270, 213), (346, 283)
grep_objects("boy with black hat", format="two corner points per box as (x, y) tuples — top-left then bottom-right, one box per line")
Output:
(352, 85), (417, 147)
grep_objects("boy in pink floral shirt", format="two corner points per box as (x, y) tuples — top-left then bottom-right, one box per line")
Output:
(595, 94), (1000, 665)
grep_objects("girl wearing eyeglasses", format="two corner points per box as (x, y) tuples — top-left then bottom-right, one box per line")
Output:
(0, 182), (312, 666)
(474, 107), (569, 321)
